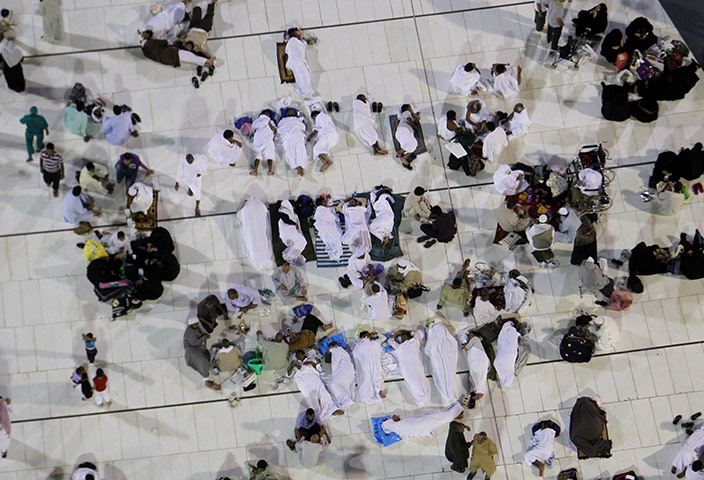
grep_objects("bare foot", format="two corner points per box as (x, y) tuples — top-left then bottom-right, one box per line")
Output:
(382, 236), (389, 247)
(229, 162), (236, 167)
(471, 393), (484, 401)
(332, 409), (344, 416)
(107, 401), (112, 407)
(268, 168), (275, 176)
(320, 162), (331, 172)
(249, 170), (258, 176)
(379, 390), (386, 398)
(195, 208), (201, 217)
(205, 380), (221, 391)
(373, 149), (389, 156)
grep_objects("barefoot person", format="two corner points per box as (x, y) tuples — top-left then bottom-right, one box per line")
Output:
(308, 110), (338, 172)
(352, 95), (388, 155)
(251, 110), (277, 176)
(175, 153), (208, 217)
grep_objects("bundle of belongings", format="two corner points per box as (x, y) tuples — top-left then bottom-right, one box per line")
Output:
(87, 227), (180, 319)
(569, 396), (612, 458)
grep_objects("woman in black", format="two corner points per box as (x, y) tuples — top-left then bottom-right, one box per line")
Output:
(625, 17), (656, 53)
(445, 421), (471, 473)
(574, 3), (608, 37)
(600, 29), (626, 64)
(571, 215), (598, 265)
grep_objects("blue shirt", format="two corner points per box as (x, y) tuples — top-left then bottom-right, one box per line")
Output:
(295, 410), (321, 430)
(84, 338), (96, 349)
(101, 112), (133, 145)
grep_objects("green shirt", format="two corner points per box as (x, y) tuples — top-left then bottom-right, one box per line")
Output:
(20, 113), (48, 134)
(257, 334), (290, 372)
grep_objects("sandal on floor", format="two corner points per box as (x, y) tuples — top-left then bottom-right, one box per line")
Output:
(333, 102), (339, 112)
(192, 77), (200, 88)
(326, 101), (333, 112)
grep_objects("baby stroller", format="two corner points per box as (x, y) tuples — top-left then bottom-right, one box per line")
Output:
(566, 144), (615, 214)
(551, 35), (597, 70)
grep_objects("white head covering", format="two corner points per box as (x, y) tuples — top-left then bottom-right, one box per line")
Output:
(396, 259), (420, 275)
(187, 317), (200, 326)
(558, 207), (568, 216)
(128, 185), (138, 196)
(354, 246), (367, 257)
(593, 317), (605, 326)
(538, 214), (548, 223)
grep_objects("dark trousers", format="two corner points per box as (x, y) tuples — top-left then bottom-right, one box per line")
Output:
(534, 10), (546, 31)
(117, 168), (138, 188)
(86, 348), (97, 363)
(43, 170), (61, 191)
(299, 424), (321, 441)
(301, 314), (323, 336)
(420, 223), (436, 239)
(547, 24), (562, 50)
(190, 3), (215, 32)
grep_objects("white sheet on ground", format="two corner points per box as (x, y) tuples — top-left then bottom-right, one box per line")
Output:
(294, 364), (340, 423)
(353, 99), (379, 147)
(352, 337), (383, 404)
(494, 322), (520, 388)
(508, 109), (531, 137)
(329, 346), (356, 408)
(424, 323), (459, 406)
(237, 197), (274, 269)
(381, 402), (463, 439)
(394, 337), (430, 408)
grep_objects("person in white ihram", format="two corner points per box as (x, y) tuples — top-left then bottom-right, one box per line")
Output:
(352, 94), (388, 155)
(175, 153), (209, 217)
(285, 27), (314, 96)
(308, 110), (338, 172)
(250, 110), (277, 176)
(207, 129), (242, 167)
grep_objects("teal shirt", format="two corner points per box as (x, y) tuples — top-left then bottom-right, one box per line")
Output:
(20, 113), (48, 134)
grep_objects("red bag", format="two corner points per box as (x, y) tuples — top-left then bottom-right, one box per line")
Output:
(665, 50), (683, 71)
(615, 52), (630, 71)
(608, 288), (633, 311)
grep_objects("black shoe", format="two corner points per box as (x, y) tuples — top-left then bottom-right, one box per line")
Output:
(192, 77), (200, 88)
(417, 235), (430, 243)
(76, 243), (85, 249)
(377, 102), (384, 112)
(326, 101), (333, 112)
(687, 428), (694, 436)
(611, 259), (624, 267)
(681, 232), (688, 243)
(424, 239), (437, 248)
(208, 65), (215, 76)
(200, 71), (209, 82)
(333, 102), (339, 112)
(94, 230), (103, 240)
(197, 65), (203, 76)
(402, 162), (413, 170)
(673, 415), (683, 425)
(450, 466), (466, 473)
(692, 412), (702, 421)
(371, 102), (378, 112)
(466, 472), (477, 480)
(595, 300), (608, 306)
(469, 398), (476, 409)
(682, 422), (694, 429)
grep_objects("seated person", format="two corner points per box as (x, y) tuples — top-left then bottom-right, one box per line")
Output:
(100, 230), (129, 256)
(343, 249), (375, 289)
(648, 150), (679, 188)
(362, 282), (393, 320)
(587, 314), (619, 351)
(572, 3), (608, 37)
(680, 231), (704, 280)
(472, 288), (504, 325)
(437, 109), (465, 142)
(578, 257), (614, 306)
(63, 186), (101, 226)
(197, 294), (227, 334)
(576, 168), (603, 195)
(128, 182), (154, 215)
(386, 259), (423, 295)
(417, 206), (457, 248)
(569, 396), (612, 458)
(288, 350), (344, 421)
(271, 261), (307, 304)
(256, 330), (290, 377)
(79, 162), (113, 195)
(481, 122), (508, 163)
(369, 186), (396, 247)
(559, 314), (597, 363)
(496, 198), (530, 237)
(395, 104), (422, 170)
(554, 206), (582, 243)
(503, 269), (533, 314)
(523, 421), (559, 477)
(209, 338), (243, 374)
(465, 99), (493, 135)
(437, 259), (471, 316)
(505, 103), (531, 138)
(381, 403), (464, 439)
(649, 178), (686, 216)
(286, 313), (333, 352)
(63, 99), (105, 142)
(488, 63), (521, 98)
(402, 186), (432, 233)
(493, 164), (529, 196)
(224, 285), (261, 318)
(245, 460), (279, 480)
(278, 199), (307, 266)
(527, 215), (558, 268)
(627, 241), (675, 276)
(286, 407), (330, 453)
(675, 143), (704, 182)
(277, 108), (309, 177)
(101, 105), (139, 146)
(600, 28), (626, 64)
(624, 16), (657, 53)
(450, 62), (482, 95)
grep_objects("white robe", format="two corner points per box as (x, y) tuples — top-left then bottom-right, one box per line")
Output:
(554, 207), (582, 243)
(466, 336), (490, 395)
(473, 298), (501, 325)
(297, 439), (326, 468)
(578, 168), (602, 195)
(237, 197), (274, 269)
(294, 364), (340, 423)
(207, 132), (242, 166)
(102, 232), (130, 255)
(352, 338), (383, 404)
(278, 200), (307, 265)
(176, 154), (208, 201)
(523, 428), (556, 465)
(278, 116), (309, 170)
(361, 283), (393, 320)
(466, 99), (493, 126)
(437, 116), (456, 141)
(450, 64), (482, 95)
(312, 112), (339, 157)
(381, 403), (463, 439)
(424, 323), (459, 406)
(494, 322), (520, 388)
(62, 192), (93, 224)
(128, 182), (153, 215)
(687, 469), (704, 480)
(252, 114), (276, 161)
(482, 128), (508, 162)
(144, 2), (186, 40)
(395, 111), (418, 153)
(673, 427), (704, 472)
(313, 206), (343, 261)
(394, 338), (430, 408)
(329, 346), (356, 408)
(285, 37), (314, 96)
(508, 109), (531, 137)
(352, 99), (379, 147)
(588, 316), (619, 351)
(490, 68), (520, 98)
(369, 193), (395, 242)
(504, 276), (532, 313)
(493, 165), (528, 195)
(347, 253), (370, 289)
(341, 204), (371, 255)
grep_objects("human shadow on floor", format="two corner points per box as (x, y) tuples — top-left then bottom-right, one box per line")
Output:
(212, 452), (245, 480)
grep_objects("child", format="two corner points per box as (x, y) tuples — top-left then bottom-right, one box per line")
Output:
(93, 368), (111, 407)
(82, 332), (97, 364)
(79, 373), (93, 401)
(70, 366), (85, 387)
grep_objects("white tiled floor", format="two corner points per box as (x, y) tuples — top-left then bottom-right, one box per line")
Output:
(1, 0), (703, 479)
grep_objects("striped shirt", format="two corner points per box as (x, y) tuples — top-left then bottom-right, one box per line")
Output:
(40, 150), (63, 172)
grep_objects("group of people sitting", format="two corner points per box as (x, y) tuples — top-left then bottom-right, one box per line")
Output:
(644, 143), (704, 216)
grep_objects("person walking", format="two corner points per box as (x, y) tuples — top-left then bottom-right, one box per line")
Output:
(92, 368), (112, 407)
(79, 372), (93, 401)
(445, 421), (471, 473)
(0, 32), (25, 92)
(82, 332), (97, 364)
(0, 396), (11, 458)
(38, 0), (64, 44)
(468, 431), (498, 479)
(20, 106), (49, 162)
(39, 143), (64, 197)
(115, 152), (153, 189)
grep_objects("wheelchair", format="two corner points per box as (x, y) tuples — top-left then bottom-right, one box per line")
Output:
(566, 144), (615, 214)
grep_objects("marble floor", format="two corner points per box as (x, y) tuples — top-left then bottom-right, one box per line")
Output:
(1, 0), (703, 479)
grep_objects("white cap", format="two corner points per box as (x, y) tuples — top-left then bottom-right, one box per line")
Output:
(538, 214), (548, 223)
(187, 317), (200, 326)
(558, 207), (568, 216)
(593, 317), (605, 326)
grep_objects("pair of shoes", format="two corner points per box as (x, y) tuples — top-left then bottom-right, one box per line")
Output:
(372, 102), (384, 112)
(692, 412), (702, 420)
(26, 157), (33, 162)
(417, 235), (430, 243)
(192, 77), (200, 88)
(402, 162), (413, 170)
(339, 274), (352, 288)
(424, 239), (437, 248)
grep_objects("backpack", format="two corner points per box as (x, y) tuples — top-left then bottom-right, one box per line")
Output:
(295, 194), (315, 218)
(629, 97), (659, 123)
(601, 82), (630, 121)
(627, 274), (644, 293)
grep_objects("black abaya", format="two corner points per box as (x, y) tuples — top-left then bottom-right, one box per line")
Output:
(444, 421), (470, 471)
(2, 58), (25, 93)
